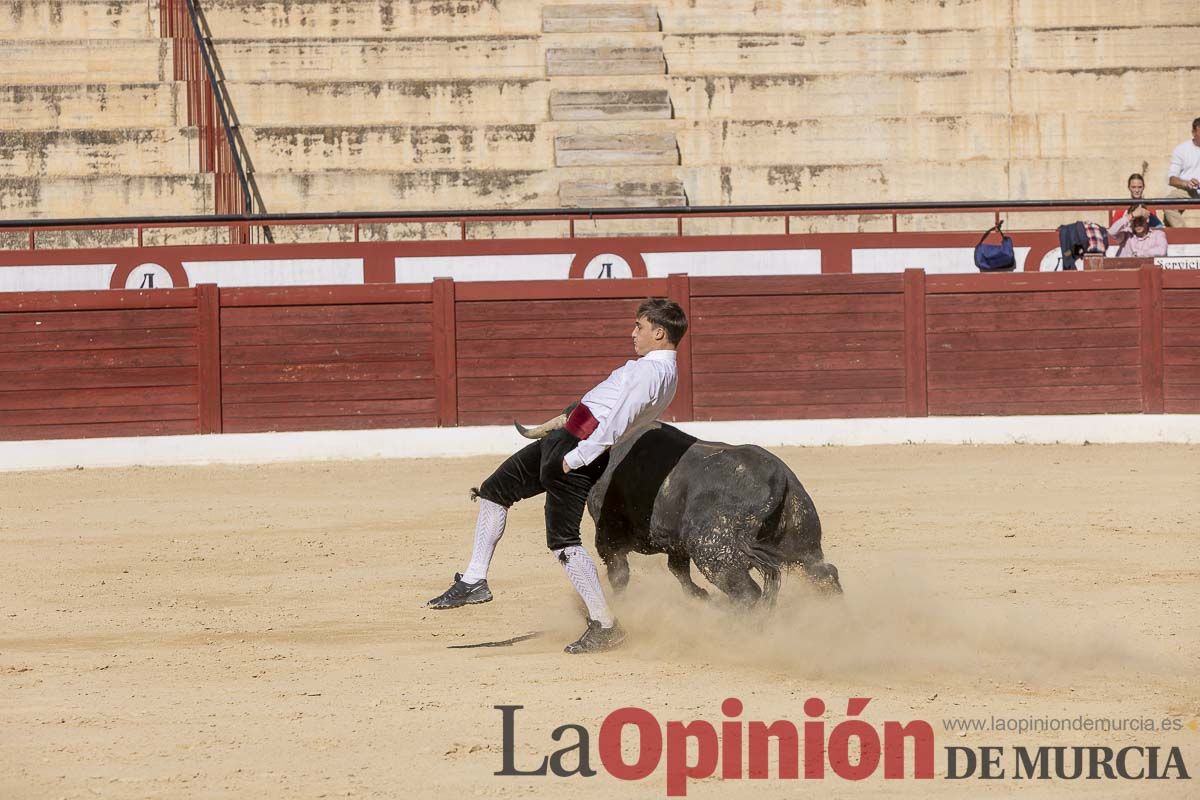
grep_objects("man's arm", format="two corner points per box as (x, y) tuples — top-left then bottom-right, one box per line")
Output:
(1108, 214), (1130, 239)
(562, 370), (655, 471)
(1167, 145), (1200, 191)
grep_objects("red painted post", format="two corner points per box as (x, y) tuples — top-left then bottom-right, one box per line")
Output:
(1139, 266), (1164, 413)
(431, 277), (459, 427)
(902, 268), (928, 417)
(822, 241), (854, 273)
(196, 283), (223, 433)
(666, 273), (694, 422)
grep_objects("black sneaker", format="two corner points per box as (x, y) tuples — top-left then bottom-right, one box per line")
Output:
(427, 573), (493, 609)
(564, 619), (626, 654)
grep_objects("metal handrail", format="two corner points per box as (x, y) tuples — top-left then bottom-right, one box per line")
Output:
(182, 0), (253, 216)
(3, 197), (1198, 230)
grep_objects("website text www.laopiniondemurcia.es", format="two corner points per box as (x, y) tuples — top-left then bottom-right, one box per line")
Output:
(492, 697), (1192, 796)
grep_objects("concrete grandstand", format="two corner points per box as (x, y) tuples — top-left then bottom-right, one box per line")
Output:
(3, 0), (1200, 225)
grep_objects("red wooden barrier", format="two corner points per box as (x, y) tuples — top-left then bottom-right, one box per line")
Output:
(218, 284), (436, 433)
(0, 269), (1188, 442)
(452, 279), (666, 426)
(903, 269), (928, 417)
(688, 274), (906, 420)
(1162, 270), (1200, 413)
(0, 289), (202, 440)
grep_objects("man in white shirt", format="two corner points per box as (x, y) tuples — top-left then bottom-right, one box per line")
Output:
(427, 298), (688, 654)
(1164, 117), (1200, 228)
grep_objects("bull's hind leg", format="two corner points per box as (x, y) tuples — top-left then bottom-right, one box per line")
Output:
(692, 555), (762, 608)
(667, 552), (709, 600)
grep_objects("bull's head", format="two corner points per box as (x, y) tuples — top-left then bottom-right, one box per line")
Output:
(513, 413), (567, 439)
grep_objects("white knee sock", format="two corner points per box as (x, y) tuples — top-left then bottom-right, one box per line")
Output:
(462, 499), (507, 583)
(553, 546), (614, 628)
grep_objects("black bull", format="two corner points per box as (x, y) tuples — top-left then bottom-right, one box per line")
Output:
(586, 423), (842, 606)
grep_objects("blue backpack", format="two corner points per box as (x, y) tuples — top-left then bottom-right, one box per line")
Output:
(974, 223), (1016, 272)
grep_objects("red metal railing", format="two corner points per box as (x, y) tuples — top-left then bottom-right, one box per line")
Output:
(159, 0), (252, 242)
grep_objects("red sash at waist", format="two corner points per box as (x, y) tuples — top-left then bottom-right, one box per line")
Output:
(564, 403), (599, 439)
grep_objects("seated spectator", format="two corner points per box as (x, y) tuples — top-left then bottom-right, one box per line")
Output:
(1109, 205), (1168, 257)
(1109, 172), (1162, 228)
(1164, 117), (1200, 227)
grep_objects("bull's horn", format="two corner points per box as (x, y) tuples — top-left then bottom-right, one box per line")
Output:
(514, 413), (567, 439)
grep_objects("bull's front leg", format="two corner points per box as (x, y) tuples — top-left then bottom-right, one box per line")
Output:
(667, 552), (709, 600)
(595, 526), (632, 592)
(602, 549), (631, 592)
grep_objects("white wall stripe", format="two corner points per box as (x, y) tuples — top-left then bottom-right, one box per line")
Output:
(0, 415), (1197, 473)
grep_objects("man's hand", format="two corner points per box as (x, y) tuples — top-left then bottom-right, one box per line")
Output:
(562, 458), (571, 474)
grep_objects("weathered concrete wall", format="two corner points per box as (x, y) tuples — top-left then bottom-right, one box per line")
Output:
(210, 36), (545, 80)
(222, 80), (549, 126)
(240, 125), (549, 172)
(0, 83), (183, 130)
(0, 128), (198, 177)
(4, 0), (1200, 221)
(198, 0), (541, 38)
(0, 0), (158, 39)
(3, 39), (172, 83)
(0, 175), (213, 218)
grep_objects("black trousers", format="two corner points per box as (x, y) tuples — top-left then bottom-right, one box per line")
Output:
(475, 429), (610, 551)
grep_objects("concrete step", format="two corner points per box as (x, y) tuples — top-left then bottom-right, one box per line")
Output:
(211, 36), (544, 81)
(1012, 67), (1200, 113)
(663, 30), (1008, 75)
(251, 169), (556, 213)
(241, 124), (551, 172)
(0, 0), (158, 39)
(670, 72), (1011, 119)
(669, 68), (1200, 119)
(675, 113), (1193, 167)
(197, 0), (541, 39)
(0, 128), (198, 177)
(1017, 25), (1200, 72)
(1011, 112), (1190, 162)
(546, 46), (666, 76)
(676, 117), (1000, 166)
(550, 90), (671, 120)
(0, 175), (213, 220)
(674, 161), (1170, 207)
(654, 0), (1196, 32)
(542, 4), (660, 33)
(555, 133), (678, 166)
(656, 0), (1009, 33)
(223, 80), (548, 125)
(559, 179), (686, 208)
(1009, 0), (1199, 28)
(2, 39), (172, 84)
(0, 83), (184, 130)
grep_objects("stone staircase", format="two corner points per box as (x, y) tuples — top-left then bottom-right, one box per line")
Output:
(544, 4), (685, 211)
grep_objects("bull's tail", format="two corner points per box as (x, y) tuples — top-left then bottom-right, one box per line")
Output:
(745, 543), (783, 608)
(746, 484), (788, 608)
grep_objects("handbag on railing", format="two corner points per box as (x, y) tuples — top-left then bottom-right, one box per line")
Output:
(973, 221), (1016, 272)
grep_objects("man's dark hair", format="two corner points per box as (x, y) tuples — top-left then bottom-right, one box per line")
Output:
(637, 297), (688, 345)
(1193, 117), (1200, 130)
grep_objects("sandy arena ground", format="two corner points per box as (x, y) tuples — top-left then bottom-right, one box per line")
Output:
(2, 442), (1198, 799)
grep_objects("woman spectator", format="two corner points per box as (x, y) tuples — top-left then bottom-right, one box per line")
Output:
(1109, 173), (1162, 228)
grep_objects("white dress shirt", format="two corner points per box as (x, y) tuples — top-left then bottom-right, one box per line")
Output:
(563, 349), (678, 470)
(1168, 139), (1200, 185)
